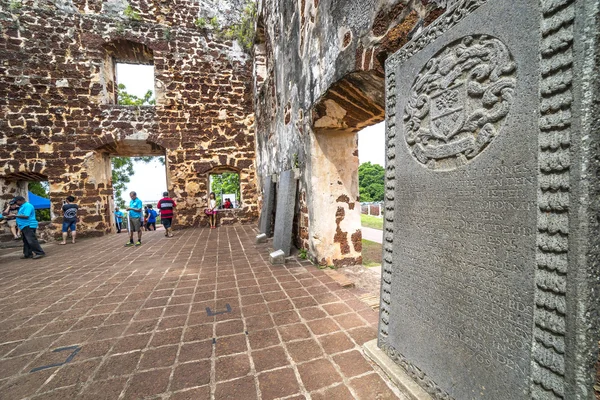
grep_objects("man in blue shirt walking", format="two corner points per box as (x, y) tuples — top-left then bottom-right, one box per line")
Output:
(9, 196), (45, 259)
(125, 191), (143, 247)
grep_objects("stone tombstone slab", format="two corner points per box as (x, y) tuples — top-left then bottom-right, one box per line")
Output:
(272, 170), (297, 256)
(259, 175), (276, 236)
(379, 1), (600, 400)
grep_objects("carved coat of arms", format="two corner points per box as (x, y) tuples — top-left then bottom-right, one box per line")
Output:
(403, 35), (516, 170)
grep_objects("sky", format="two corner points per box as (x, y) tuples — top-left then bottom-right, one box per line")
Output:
(115, 65), (385, 204)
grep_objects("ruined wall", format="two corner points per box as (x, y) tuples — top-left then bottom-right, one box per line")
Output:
(0, 0), (258, 239)
(254, 0), (448, 266)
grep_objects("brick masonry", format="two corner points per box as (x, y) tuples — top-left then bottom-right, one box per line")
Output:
(0, 0), (258, 241)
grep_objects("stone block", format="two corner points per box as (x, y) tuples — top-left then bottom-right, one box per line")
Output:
(255, 233), (267, 244)
(258, 175), (276, 236)
(272, 170), (297, 256)
(269, 249), (285, 265)
(378, 1), (600, 399)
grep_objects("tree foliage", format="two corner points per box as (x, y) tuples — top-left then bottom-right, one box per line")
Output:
(117, 83), (155, 106)
(210, 173), (240, 206)
(358, 162), (385, 202)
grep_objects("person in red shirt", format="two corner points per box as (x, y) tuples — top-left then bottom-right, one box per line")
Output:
(157, 191), (177, 238)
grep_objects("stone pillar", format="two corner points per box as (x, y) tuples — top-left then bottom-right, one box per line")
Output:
(308, 129), (362, 267)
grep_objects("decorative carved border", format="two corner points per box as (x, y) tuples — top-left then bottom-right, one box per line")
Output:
(530, 1), (574, 399)
(380, 1), (489, 399)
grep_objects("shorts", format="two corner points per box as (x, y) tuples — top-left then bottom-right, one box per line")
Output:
(130, 218), (142, 232)
(62, 221), (76, 232)
(7, 219), (16, 228)
(161, 218), (172, 229)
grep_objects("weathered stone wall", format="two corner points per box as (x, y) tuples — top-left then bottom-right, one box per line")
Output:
(0, 0), (257, 239)
(254, 0), (447, 266)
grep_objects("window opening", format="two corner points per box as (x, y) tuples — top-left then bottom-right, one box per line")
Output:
(115, 63), (155, 106)
(209, 172), (241, 209)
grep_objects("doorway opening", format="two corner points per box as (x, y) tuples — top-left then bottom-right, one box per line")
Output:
(209, 171), (241, 209)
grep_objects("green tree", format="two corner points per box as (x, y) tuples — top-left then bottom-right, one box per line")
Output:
(210, 173), (240, 206)
(358, 162), (385, 202)
(117, 83), (155, 106)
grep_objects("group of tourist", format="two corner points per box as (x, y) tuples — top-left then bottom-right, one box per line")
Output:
(1, 189), (225, 259)
(115, 191), (177, 247)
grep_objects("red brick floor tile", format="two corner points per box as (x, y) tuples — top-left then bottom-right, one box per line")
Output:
(76, 339), (113, 361)
(258, 367), (300, 400)
(79, 376), (128, 400)
(297, 358), (343, 391)
(123, 368), (171, 399)
(346, 326), (377, 345)
(164, 304), (190, 317)
(251, 345), (289, 372)
(33, 384), (81, 400)
(170, 386), (211, 400)
(123, 320), (158, 336)
(171, 294), (194, 305)
(333, 313), (367, 329)
(322, 302), (353, 316)
(262, 291), (288, 302)
(307, 318), (341, 336)
(272, 310), (301, 326)
(0, 369), (55, 399)
(41, 359), (101, 391)
(179, 340), (213, 362)
(239, 286), (261, 296)
(89, 324), (129, 341)
(298, 307), (328, 321)
(349, 373), (399, 399)
(285, 339), (323, 363)
(110, 333), (152, 354)
(134, 307), (164, 321)
(52, 328), (96, 348)
(138, 345), (178, 370)
(291, 296), (319, 309)
(267, 299), (295, 313)
(215, 334), (247, 356)
(311, 384), (355, 400)
(151, 328), (184, 347)
(8, 334), (59, 357)
(318, 332), (355, 355)
(215, 375), (257, 400)
(183, 324), (212, 342)
(242, 302), (269, 317)
(333, 350), (374, 378)
(171, 360), (211, 391)
(94, 352), (142, 380)
(215, 353), (251, 382)
(215, 319), (244, 336)
(278, 323), (312, 342)
(313, 293), (342, 304)
(246, 315), (274, 331)
(248, 328), (280, 350)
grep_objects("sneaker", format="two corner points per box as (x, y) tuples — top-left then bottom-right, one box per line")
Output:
(135, 241), (141, 246)
(32, 253), (45, 259)
(125, 242), (134, 247)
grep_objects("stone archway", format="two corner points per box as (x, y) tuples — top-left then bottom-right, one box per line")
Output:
(308, 70), (386, 267)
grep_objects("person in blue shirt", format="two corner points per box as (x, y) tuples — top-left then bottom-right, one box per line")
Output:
(125, 191), (143, 246)
(114, 207), (124, 233)
(9, 196), (45, 259)
(146, 205), (157, 231)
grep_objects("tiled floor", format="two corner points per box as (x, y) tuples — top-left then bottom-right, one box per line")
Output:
(0, 226), (403, 399)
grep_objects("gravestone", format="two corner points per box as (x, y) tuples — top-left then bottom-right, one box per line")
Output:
(378, 1), (600, 399)
(272, 170), (297, 256)
(258, 175), (276, 236)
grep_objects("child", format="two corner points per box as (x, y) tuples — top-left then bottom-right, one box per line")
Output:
(3, 200), (20, 240)
(146, 205), (157, 231)
(208, 192), (217, 228)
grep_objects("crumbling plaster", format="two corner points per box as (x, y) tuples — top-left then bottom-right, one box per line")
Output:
(254, 0), (448, 265)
